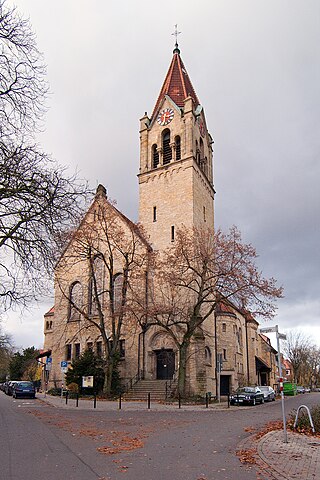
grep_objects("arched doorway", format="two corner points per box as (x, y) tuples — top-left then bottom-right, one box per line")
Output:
(155, 349), (175, 380)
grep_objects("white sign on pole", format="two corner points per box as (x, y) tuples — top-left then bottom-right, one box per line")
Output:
(82, 376), (94, 388)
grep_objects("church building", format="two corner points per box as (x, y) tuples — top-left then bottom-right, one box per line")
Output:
(42, 41), (277, 398)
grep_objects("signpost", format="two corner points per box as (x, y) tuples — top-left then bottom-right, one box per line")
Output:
(259, 325), (287, 443)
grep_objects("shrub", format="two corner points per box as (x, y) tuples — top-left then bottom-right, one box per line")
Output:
(289, 405), (320, 434)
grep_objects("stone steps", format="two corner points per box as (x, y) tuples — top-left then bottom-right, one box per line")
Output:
(124, 379), (176, 401)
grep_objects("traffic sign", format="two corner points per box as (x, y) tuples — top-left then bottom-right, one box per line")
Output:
(46, 357), (52, 364)
(60, 361), (68, 368)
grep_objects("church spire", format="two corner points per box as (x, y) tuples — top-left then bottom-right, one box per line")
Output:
(151, 36), (200, 120)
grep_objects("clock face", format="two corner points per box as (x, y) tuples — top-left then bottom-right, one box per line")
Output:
(157, 108), (174, 126)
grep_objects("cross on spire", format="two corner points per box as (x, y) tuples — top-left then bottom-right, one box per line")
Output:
(172, 24), (181, 53)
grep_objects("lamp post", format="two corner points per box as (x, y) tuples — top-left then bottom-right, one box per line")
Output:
(259, 325), (287, 443)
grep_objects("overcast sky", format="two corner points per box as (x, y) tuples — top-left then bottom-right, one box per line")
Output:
(3, 0), (320, 351)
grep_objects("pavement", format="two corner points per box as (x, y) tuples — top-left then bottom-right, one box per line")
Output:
(36, 393), (320, 480)
(257, 429), (320, 480)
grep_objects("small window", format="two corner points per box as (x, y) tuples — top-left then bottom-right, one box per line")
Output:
(223, 348), (227, 360)
(66, 344), (72, 361)
(120, 339), (125, 359)
(74, 343), (80, 359)
(153, 206), (157, 222)
(222, 323), (226, 332)
(86, 342), (93, 351)
(152, 144), (159, 168)
(175, 136), (181, 161)
(96, 341), (102, 357)
(203, 206), (206, 222)
(171, 225), (175, 242)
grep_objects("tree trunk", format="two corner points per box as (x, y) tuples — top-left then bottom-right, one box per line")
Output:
(177, 341), (189, 397)
(103, 360), (114, 396)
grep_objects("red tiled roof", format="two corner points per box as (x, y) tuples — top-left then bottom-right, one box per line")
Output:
(152, 49), (200, 119)
(44, 306), (54, 316)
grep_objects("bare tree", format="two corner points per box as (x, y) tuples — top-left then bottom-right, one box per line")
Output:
(0, 0), (47, 142)
(0, 1), (89, 313)
(142, 226), (283, 396)
(283, 331), (311, 384)
(56, 188), (150, 395)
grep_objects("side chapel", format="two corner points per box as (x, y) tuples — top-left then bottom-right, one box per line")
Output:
(42, 41), (277, 397)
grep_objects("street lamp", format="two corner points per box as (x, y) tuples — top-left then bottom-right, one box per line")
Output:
(259, 325), (287, 443)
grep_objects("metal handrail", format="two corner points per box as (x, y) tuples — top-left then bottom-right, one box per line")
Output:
(294, 405), (315, 433)
(122, 372), (141, 393)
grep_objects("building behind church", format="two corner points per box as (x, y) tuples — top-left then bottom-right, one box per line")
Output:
(42, 43), (278, 397)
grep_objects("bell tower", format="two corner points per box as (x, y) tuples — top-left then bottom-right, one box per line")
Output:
(138, 41), (215, 251)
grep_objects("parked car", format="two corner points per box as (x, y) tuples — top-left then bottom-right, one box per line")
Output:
(5, 380), (19, 396)
(230, 387), (264, 406)
(257, 385), (276, 402)
(296, 386), (305, 394)
(304, 387), (311, 393)
(12, 381), (36, 399)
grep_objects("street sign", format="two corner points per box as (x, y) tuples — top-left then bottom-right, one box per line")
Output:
(278, 333), (287, 340)
(259, 326), (278, 333)
(46, 357), (52, 364)
(61, 360), (68, 373)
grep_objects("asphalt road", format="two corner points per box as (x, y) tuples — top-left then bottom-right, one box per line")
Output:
(1, 391), (319, 480)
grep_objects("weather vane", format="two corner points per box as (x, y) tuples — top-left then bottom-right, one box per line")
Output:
(171, 24), (181, 48)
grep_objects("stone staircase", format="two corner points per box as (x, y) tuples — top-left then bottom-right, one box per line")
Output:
(123, 379), (176, 401)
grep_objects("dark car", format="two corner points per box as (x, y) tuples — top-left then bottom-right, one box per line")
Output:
(5, 380), (19, 396)
(230, 386), (264, 406)
(257, 385), (276, 402)
(12, 381), (36, 399)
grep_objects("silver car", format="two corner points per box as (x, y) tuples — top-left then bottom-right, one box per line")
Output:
(258, 386), (276, 402)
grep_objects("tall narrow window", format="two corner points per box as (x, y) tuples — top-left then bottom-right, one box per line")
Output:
(223, 348), (227, 360)
(96, 341), (102, 357)
(153, 206), (157, 222)
(203, 206), (206, 222)
(88, 256), (104, 315)
(113, 273), (123, 313)
(152, 144), (159, 168)
(175, 136), (181, 160)
(74, 343), (80, 359)
(66, 344), (72, 361)
(162, 129), (172, 164)
(222, 323), (226, 332)
(69, 281), (82, 321)
(171, 225), (175, 242)
(120, 339), (125, 359)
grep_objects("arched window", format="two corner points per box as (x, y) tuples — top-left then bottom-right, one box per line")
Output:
(88, 256), (104, 315)
(162, 129), (172, 165)
(205, 346), (212, 366)
(152, 144), (159, 168)
(175, 136), (181, 161)
(113, 273), (123, 313)
(69, 281), (83, 321)
(195, 140), (200, 165)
